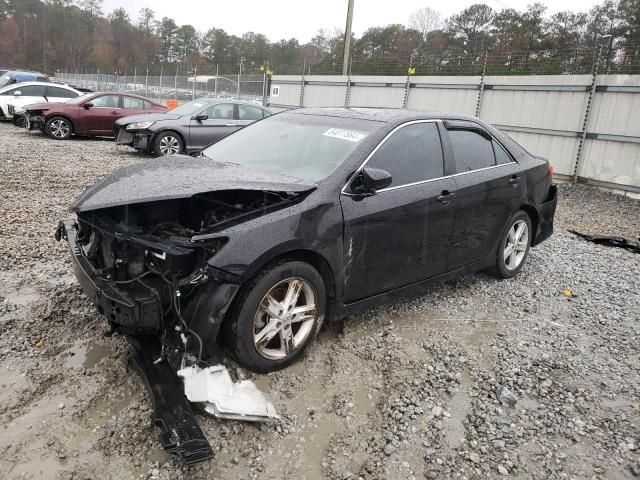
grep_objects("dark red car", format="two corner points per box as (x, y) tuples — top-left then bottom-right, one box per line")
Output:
(23, 92), (167, 140)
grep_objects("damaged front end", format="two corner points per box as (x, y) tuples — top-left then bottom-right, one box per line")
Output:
(56, 188), (303, 461)
(58, 189), (299, 337)
(24, 109), (47, 131)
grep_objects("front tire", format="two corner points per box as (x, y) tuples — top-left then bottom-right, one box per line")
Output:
(45, 116), (73, 140)
(153, 131), (184, 156)
(225, 261), (327, 373)
(492, 211), (532, 279)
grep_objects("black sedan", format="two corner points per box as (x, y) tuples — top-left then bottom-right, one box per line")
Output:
(57, 108), (557, 373)
(115, 98), (271, 156)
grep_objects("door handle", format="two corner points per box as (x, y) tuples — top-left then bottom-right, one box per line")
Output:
(508, 175), (520, 185)
(225, 123), (235, 126)
(437, 190), (456, 204)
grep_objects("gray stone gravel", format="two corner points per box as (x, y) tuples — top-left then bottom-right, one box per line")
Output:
(0, 122), (638, 479)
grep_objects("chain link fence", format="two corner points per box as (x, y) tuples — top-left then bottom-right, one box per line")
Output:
(54, 67), (267, 105)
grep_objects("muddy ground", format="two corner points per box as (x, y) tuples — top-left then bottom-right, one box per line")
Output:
(0, 122), (638, 480)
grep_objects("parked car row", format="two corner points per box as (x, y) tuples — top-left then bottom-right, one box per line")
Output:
(115, 98), (271, 155)
(3, 85), (272, 156)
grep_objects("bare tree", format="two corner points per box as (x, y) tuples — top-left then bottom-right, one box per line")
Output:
(409, 6), (443, 42)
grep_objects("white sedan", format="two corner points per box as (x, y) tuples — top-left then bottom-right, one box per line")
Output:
(0, 82), (82, 120)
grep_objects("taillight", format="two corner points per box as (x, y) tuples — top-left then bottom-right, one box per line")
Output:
(549, 164), (555, 176)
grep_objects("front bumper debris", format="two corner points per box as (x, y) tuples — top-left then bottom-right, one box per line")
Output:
(128, 336), (214, 464)
(178, 365), (279, 422)
(115, 128), (134, 145)
(58, 221), (162, 333)
(26, 113), (45, 131)
(116, 127), (151, 150)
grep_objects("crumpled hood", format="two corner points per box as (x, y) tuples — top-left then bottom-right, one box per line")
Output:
(71, 155), (316, 212)
(115, 113), (181, 126)
(24, 102), (64, 111)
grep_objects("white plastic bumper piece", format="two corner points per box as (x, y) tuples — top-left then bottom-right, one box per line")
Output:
(177, 364), (278, 422)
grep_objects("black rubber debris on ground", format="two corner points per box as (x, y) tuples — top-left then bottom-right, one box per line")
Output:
(127, 335), (214, 465)
(569, 230), (640, 254)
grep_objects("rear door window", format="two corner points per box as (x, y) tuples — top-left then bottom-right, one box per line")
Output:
(46, 86), (78, 98)
(15, 85), (47, 96)
(123, 96), (145, 109)
(448, 129), (495, 172)
(366, 122), (444, 188)
(493, 140), (513, 165)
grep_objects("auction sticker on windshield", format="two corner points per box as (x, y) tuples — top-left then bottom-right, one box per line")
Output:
(323, 128), (366, 142)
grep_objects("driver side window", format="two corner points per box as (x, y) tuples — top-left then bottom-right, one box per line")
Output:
(366, 122), (444, 189)
(91, 95), (120, 108)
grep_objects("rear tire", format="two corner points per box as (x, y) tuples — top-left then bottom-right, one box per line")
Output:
(153, 131), (184, 156)
(225, 261), (327, 373)
(45, 116), (73, 140)
(491, 211), (532, 279)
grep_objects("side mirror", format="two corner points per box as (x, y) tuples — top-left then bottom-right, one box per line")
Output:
(352, 167), (393, 194)
(13, 90), (21, 96)
(83, 102), (93, 109)
(192, 113), (208, 121)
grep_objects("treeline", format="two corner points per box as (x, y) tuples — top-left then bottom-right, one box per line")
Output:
(0, 0), (639, 76)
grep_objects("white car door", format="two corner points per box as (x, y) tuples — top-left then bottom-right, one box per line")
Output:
(0, 84), (47, 118)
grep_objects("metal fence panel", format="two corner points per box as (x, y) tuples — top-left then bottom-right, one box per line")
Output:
(480, 75), (592, 133)
(348, 76), (406, 108)
(406, 76), (481, 115)
(301, 76), (348, 107)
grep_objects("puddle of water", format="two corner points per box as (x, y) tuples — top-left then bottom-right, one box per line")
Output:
(283, 418), (339, 480)
(4, 286), (40, 306)
(8, 455), (64, 479)
(133, 447), (171, 477)
(84, 396), (132, 427)
(445, 369), (472, 449)
(307, 419), (339, 477)
(66, 342), (111, 369)
(252, 374), (273, 392)
(354, 384), (377, 416)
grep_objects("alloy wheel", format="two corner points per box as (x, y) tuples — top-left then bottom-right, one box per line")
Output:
(159, 135), (180, 155)
(253, 277), (318, 360)
(50, 119), (70, 138)
(503, 219), (529, 270)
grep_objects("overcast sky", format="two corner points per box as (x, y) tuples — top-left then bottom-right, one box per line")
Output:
(102, 0), (601, 43)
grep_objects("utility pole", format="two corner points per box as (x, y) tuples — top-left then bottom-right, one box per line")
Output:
(342, 0), (355, 75)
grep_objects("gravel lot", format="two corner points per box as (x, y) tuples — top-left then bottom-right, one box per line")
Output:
(0, 121), (639, 480)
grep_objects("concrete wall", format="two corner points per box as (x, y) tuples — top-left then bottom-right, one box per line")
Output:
(269, 74), (640, 197)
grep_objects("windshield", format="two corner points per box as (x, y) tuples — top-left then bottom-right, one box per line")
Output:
(201, 114), (377, 182)
(0, 75), (13, 88)
(168, 99), (211, 115)
(66, 93), (94, 104)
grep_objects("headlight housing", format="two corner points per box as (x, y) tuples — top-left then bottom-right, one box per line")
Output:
(126, 121), (155, 131)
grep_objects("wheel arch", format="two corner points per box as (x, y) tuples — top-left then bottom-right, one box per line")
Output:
(46, 114), (75, 133)
(214, 248), (337, 346)
(151, 129), (186, 153)
(519, 204), (540, 243)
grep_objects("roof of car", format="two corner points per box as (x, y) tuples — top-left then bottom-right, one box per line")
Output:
(3, 81), (72, 89)
(286, 107), (480, 125)
(195, 97), (268, 108)
(4, 70), (47, 76)
(86, 92), (164, 104)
